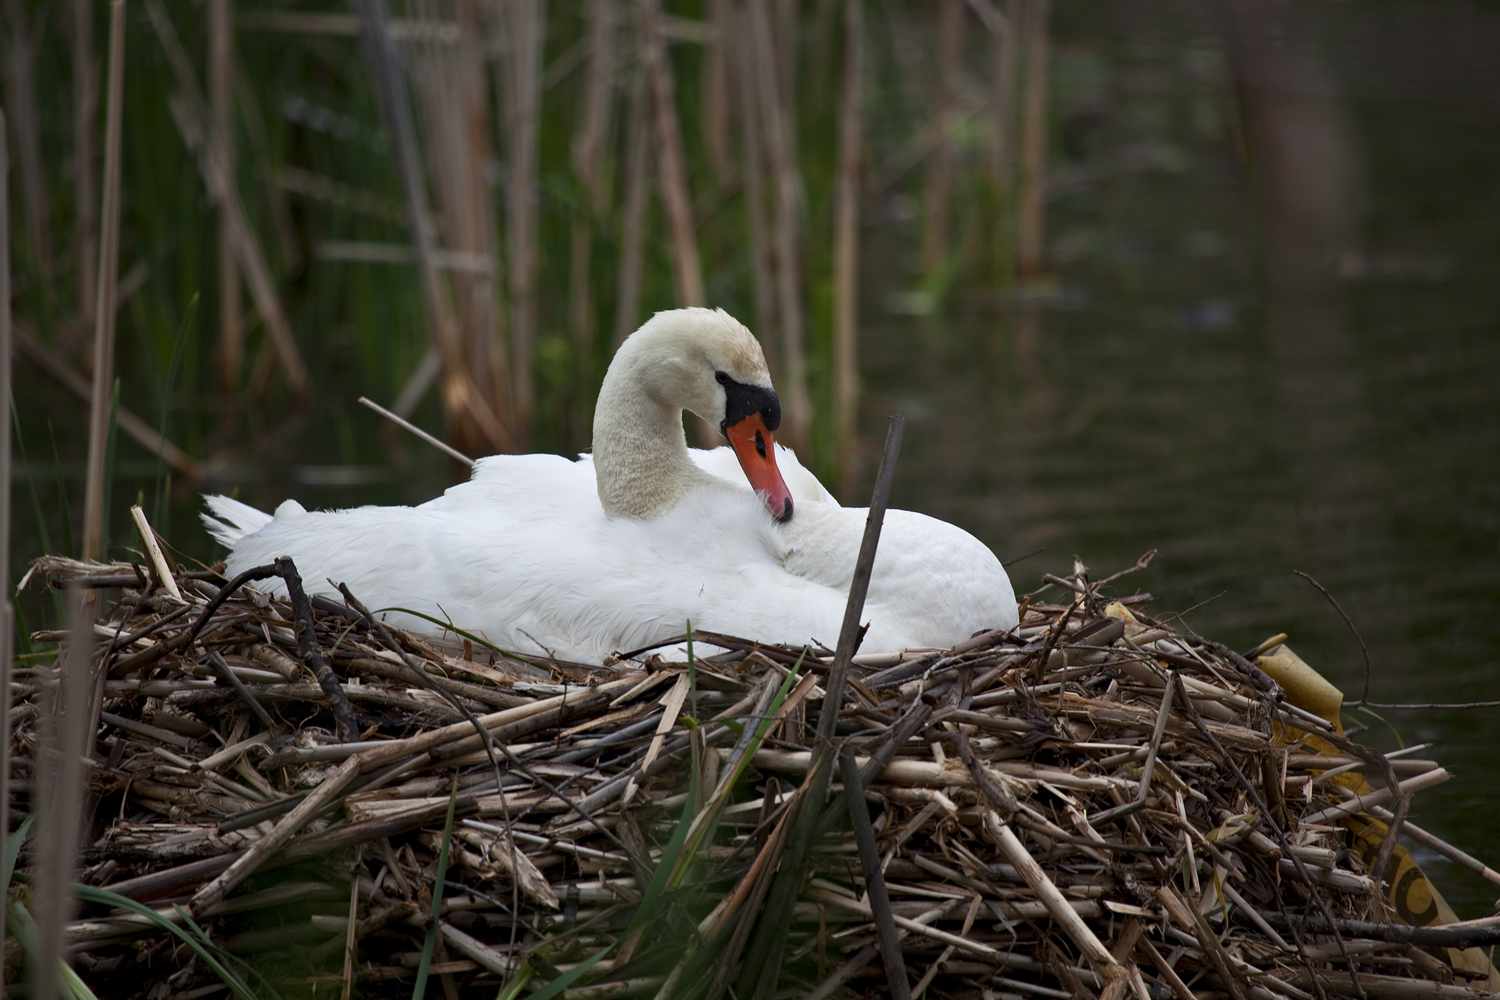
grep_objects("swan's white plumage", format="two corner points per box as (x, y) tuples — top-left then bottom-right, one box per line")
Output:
(205, 308), (1016, 660)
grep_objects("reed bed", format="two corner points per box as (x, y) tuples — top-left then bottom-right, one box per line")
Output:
(8, 549), (1500, 999)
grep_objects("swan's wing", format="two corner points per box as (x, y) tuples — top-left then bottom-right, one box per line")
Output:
(688, 444), (839, 505)
(201, 495), (275, 547)
(770, 504), (1018, 650)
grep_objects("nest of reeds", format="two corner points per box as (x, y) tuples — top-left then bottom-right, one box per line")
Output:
(9, 552), (1500, 1000)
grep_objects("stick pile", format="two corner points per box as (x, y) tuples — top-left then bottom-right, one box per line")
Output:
(10, 554), (1499, 1000)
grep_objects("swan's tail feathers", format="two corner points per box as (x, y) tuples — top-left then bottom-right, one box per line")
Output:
(201, 495), (273, 548)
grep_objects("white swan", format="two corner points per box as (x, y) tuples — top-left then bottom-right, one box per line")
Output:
(204, 308), (1017, 661)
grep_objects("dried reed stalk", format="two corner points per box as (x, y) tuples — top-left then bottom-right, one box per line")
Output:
(832, 0), (863, 489)
(570, 0), (620, 365)
(70, 0), (97, 329)
(495, 0), (547, 446)
(362, 0), (508, 455)
(729, 1), (778, 382)
(1015, 0), (1050, 274)
(921, 0), (963, 272)
(209, 0), (241, 395)
(81, 0), (127, 564)
(702, 0), (732, 183)
(748, 0), (810, 451)
(637, 0), (706, 308)
(410, 0), (511, 446)
(4, 0), (52, 284)
(986, 0), (1018, 206)
(612, 59), (651, 349)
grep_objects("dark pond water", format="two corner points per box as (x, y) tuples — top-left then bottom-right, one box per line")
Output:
(857, 1), (1500, 916)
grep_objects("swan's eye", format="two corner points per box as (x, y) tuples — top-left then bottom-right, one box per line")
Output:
(715, 370), (731, 386)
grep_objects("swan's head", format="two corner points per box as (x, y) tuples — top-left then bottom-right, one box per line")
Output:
(604, 308), (795, 522)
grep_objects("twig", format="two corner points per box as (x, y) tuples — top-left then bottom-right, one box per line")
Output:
(274, 557), (359, 740)
(1096, 549), (1157, 589)
(1295, 570), (1373, 705)
(1171, 673), (1358, 1000)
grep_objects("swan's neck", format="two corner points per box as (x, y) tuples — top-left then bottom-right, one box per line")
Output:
(593, 369), (718, 519)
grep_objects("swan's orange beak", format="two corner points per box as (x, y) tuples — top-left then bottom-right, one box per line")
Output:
(726, 413), (794, 523)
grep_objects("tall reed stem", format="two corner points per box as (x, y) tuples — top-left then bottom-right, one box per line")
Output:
(210, 0), (241, 395)
(638, 0), (705, 308)
(1016, 0), (1050, 275)
(499, 0), (546, 447)
(921, 0), (962, 272)
(612, 60), (650, 349)
(749, 0), (809, 451)
(82, 0), (127, 563)
(5, 1), (53, 285)
(730, 1), (778, 382)
(0, 105), (12, 979)
(70, 0), (97, 329)
(571, 0), (619, 367)
(832, 0), (863, 489)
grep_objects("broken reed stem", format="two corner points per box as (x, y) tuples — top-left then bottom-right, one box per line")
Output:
(358, 395), (475, 466)
(81, 0), (126, 563)
(818, 414), (905, 743)
(832, 0), (862, 490)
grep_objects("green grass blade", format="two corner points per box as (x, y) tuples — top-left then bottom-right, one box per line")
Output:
(61, 884), (273, 1000)
(4, 815), (34, 890)
(413, 776), (462, 999)
(8, 901), (101, 1000)
(667, 650), (806, 891)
